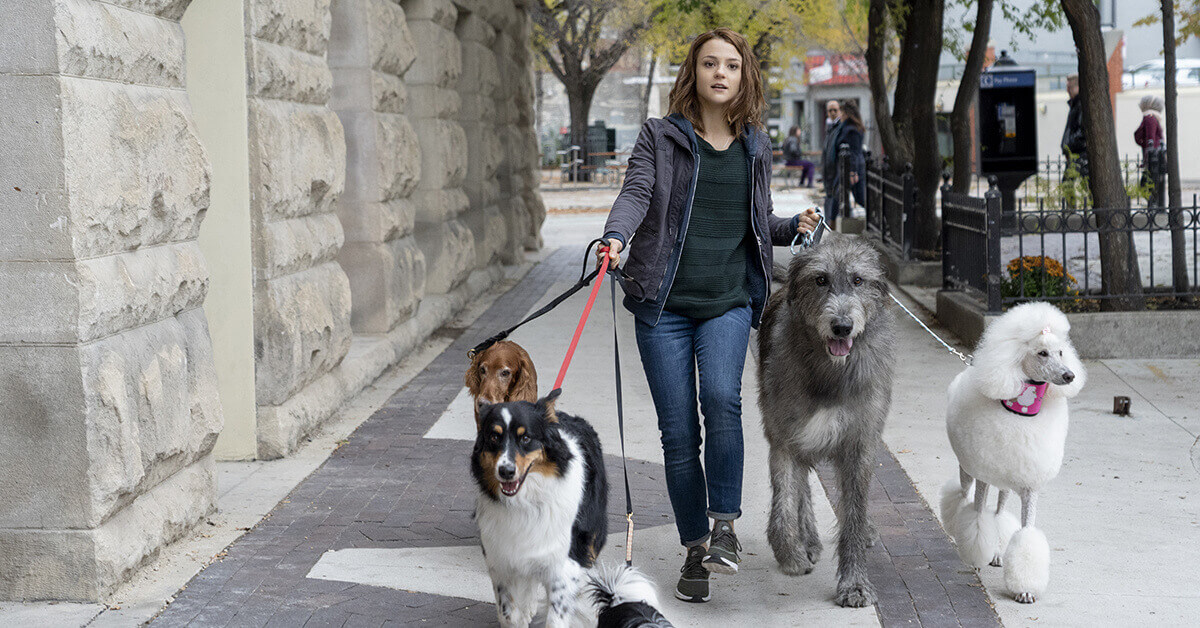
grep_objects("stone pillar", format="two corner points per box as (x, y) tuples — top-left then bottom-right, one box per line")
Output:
(246, 0), (353, 458)
(405, 0), (475, 294)
(183, 0), (259, 461)
(0, 0), (222, 600)
(330, 0), (426, 334)
(489, 10), (535, 261)
(457, 13), (507, 269)
(506, 12), (546, 251)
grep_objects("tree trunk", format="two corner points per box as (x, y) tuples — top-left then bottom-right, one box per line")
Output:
(1162, 0), (1189, 294)
(640, 51), (658, 123)
(1062, 0), (1144, 309)
(867, 0), (902, 163)
(904, 0), (945, 254)
(566, 78), (598, 181)
(951, 0), (994, 193)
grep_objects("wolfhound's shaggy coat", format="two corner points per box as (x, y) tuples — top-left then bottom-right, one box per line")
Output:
(757, 234), (896, 608)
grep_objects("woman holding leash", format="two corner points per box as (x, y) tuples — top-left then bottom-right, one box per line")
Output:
(598, 28), (819, 603)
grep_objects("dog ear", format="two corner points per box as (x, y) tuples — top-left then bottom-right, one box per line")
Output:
(509, 344), (539, 403)
(475, 401), (494, 431)
(465, 348), (484, 394)
(537, 388), (561, 423)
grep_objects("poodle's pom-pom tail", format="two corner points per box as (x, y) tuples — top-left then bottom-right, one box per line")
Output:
(941, 480), (1001, 568)
(1004, 527), (1050, 599)
(587, 563), (660, 611)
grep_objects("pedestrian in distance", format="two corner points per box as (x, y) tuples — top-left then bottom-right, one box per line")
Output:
(597, 27), (820, 604)
(1061, 74), (1088, 174)
(822, 99), (866, 228)
(783, 125), (815, 188)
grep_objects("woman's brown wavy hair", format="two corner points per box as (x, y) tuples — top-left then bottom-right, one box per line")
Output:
(668, 28), (765, 137)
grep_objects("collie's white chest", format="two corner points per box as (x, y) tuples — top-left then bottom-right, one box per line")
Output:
(474, 435), (587, 577)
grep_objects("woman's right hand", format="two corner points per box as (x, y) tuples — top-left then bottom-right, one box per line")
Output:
(597, 238), (623, 268)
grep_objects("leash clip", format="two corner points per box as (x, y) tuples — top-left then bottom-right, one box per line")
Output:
(789, 211), (826, 255)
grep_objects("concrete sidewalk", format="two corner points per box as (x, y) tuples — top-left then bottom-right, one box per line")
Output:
(6, 191), (1196, 626)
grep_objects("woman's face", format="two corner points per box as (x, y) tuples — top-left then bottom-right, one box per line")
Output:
(695, 38), (742, 110)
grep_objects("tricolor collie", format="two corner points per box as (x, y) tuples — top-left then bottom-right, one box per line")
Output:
(472, 390), (608, 627)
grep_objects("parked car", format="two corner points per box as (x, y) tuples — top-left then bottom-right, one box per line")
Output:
(1122, 59), (1200, 89)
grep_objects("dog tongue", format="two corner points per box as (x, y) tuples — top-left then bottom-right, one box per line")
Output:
(501, 481), (519, 495)
(827, 338), (853, 356)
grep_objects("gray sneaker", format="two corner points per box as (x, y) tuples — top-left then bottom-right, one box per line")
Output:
(675, 545), (710, 603)
(703, 520), (742, 575)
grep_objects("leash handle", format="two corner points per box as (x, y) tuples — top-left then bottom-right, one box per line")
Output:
(789, 210), (826, 255)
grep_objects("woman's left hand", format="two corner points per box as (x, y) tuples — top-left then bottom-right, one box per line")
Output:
(796, 207), (820, 233)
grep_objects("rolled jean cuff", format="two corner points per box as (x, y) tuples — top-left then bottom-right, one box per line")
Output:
(683, 532), (710, 548)
(707, 510), (741, 521)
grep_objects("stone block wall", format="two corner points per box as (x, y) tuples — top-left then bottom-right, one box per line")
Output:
(245, 0), (354, 458)
(0, 0), (545, 601)
(330, 0), (426, 334)
(492, 10), (544, 254)
(457, 12), (507, 269)
(404, 0), (475, 295)
(0, 0), (222, 600)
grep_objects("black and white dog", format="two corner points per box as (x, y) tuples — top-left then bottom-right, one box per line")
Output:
(472, 390), (608, 627)
(587, 564), (674, 628)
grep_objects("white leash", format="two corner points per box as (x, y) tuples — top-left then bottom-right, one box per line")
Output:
(887, 293), (973, 365)
(789, 210), (972, 366)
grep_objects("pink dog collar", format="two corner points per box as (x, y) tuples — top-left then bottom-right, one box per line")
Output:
(1001, 381), (1049, 416)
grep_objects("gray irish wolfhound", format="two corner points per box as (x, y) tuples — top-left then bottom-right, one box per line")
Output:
(757, 234), (896, 608)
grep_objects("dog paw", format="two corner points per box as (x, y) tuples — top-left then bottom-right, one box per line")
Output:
(835, 580), (878, 608)
(865, 524), (879, 548)
(776, 551), (816, 576)
(989, 554), (1003, 567)
(1013, 591), (1036, 604)
(805, 538), (824, 564)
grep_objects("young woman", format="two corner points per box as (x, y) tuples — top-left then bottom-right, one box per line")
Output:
(599, 28), (819, 603)
(821, 99), (866, 226)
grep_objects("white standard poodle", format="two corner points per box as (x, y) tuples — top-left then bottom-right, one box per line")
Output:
(940, 302), (1086, 604)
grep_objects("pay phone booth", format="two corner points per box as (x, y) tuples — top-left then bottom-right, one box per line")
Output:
(978, 52), (1037, 229)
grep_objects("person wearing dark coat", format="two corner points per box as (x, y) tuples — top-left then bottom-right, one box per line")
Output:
(1061, 74), (1087, 167)
(822, 99), (866, 225)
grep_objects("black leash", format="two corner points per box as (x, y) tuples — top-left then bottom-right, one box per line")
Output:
(611, 274), (634, 566)
(468, 241), (608, 359)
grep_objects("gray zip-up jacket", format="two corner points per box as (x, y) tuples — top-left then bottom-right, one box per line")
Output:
(603, 114), (800, 327)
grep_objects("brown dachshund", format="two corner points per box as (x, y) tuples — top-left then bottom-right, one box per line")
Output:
(465, 340), (537, 428)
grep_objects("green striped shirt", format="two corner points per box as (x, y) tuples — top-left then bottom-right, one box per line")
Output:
(664, 135), (752, 319)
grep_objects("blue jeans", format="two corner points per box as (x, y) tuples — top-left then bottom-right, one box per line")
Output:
(634, 305), (750, 546)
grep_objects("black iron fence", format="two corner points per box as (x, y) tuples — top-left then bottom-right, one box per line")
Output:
(863, 155), (917, 260)
(942, 177), (1200, 312)
(965, 154), (1164, 209)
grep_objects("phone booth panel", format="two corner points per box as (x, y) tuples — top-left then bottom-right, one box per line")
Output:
(978, 68), (1037, 176)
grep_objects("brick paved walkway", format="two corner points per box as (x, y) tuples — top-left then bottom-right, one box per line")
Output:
(816, 453), (998, 627)
(153, 248), (999, 627)
(153, 250), (671, 627)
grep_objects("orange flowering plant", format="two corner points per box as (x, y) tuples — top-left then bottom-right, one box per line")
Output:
(1001, 255), (1078, 300)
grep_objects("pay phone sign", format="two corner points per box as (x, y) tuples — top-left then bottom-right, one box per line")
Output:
(978, 69), (1037, 174)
